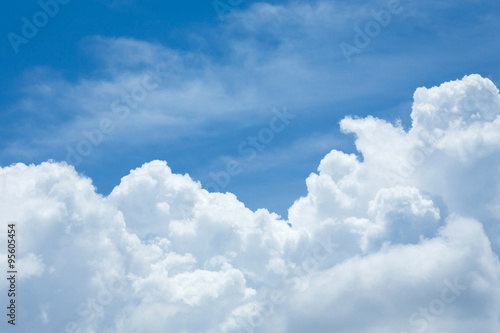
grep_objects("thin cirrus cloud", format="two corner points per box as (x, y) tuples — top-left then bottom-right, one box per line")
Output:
(4, 0), (500, 167)
(1, 74), (500, 332)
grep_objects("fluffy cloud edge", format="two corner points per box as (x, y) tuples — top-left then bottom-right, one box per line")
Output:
(1, 74), (500, 332)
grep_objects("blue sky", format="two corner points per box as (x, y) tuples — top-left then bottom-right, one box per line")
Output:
(3, 1), (500, 332)
(1, 0), (500, 218)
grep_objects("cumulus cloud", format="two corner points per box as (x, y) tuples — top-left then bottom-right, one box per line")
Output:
(1, 74), (500, 332)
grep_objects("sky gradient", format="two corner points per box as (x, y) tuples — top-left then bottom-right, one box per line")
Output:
(2, 0), (500, 217)
(1, 1), (500, 332)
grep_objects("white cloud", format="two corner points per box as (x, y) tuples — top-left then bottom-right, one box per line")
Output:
(1, 74), (500, 332)
(18, 253), (45, 279)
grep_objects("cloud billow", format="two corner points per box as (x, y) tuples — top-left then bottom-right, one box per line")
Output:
(1, 74), (500, 332)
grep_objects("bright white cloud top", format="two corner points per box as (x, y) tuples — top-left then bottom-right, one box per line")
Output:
(1, 74), (500, 332)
